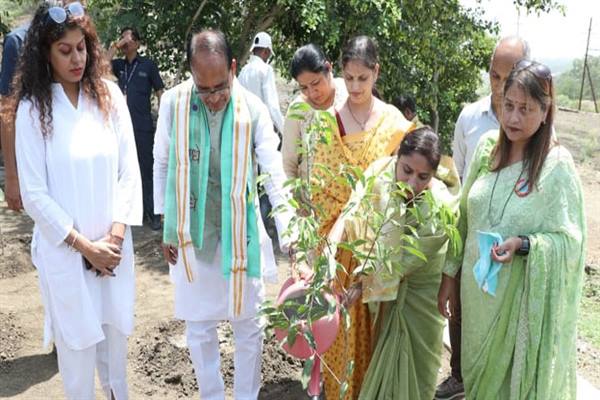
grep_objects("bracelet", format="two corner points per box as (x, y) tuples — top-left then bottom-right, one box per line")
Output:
(69, 232), (79, 252)
(516, 235), (530, 256)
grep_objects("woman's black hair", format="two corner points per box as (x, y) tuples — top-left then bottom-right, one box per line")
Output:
(9, 1), (110, 137)
(290, 43), (329, 79)
(341, 35), (378, 70)
(120, 26), (140, 41)
(398, 126), (441, 170)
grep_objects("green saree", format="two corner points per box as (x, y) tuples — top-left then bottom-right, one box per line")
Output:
(445, 131), (587, 400)
(341, 156), (461, 400)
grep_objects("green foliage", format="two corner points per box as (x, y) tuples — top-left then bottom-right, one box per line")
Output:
(0, 0), (36, 36)
(512, 0), (565, 14)
(87, 0), (497, 153)
(260, 101), (460, 390)
(578, 266), (600, 348)
(555, 56), (600, 109)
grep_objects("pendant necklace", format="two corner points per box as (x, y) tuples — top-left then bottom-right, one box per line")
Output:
(487, 167), (526, 228)
(347, 97), (374, 131)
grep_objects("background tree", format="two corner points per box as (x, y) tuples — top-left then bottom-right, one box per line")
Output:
(86, 0), (561, 151)
(555, 56), (599, 109)
(88, 0), (495, 151)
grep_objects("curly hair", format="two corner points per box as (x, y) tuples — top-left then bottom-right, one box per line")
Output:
(8, 2), (111, 137)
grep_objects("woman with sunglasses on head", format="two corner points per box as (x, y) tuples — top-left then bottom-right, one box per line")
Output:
(10, 1), (142, 399)
(438, 60), (586, 399)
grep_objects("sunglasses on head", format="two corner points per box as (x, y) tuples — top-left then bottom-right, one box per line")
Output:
(46, 2), (85, 24)
(514, 59), (552, 82)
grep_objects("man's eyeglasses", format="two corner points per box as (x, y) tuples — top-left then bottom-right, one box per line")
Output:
(196, 83), (230, 99)
(46, 2), (85, 24)
(514, 59), (552, 82)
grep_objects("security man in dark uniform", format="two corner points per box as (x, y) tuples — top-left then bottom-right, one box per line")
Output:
(108, 27), (164, 230)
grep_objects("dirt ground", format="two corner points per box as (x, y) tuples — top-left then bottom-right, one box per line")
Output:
(0, 109), (598, 399)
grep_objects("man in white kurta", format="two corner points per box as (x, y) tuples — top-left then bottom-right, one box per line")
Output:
(238, 32), (284, 134)
(238, 32), (284, 245)
(16, 80), (142, 399)
(153, 30), (293, 400)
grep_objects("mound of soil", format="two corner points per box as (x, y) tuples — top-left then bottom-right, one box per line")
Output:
(132, 320), (305, 399)
(0, 233), (34, 279)
(0, 311), (26, 370)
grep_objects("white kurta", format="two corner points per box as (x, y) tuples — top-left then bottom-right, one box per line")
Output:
(15, 80), (142, 350)
(153, 83), (293, 321)
(238, 55), (284, 133)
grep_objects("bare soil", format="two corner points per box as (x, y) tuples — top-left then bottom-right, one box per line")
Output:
(0, 109), (598, 398)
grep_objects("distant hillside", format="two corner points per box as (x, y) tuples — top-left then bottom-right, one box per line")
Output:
(540, 57), (576, 76)
(554, 56), (599, 112)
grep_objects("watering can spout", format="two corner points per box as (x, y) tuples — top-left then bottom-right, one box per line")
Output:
(308, 356), (322, 396)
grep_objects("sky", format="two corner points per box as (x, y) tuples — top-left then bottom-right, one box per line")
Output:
(459, 0), (600, 67)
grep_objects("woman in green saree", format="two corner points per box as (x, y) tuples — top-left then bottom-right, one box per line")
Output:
(330, 127), (461, 399)
(438, 60), (586, 399)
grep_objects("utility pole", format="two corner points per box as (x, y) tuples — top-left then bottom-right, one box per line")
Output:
(587, 61), (599, 113)
(578, 18), (592, 111)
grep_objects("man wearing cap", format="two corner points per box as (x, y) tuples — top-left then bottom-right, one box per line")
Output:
(108, 26), (165, 230)
(238, 32), (284, 244)
(238, 32), (284, 134)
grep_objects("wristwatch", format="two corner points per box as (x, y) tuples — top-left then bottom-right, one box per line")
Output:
(516, 235), (530, 256)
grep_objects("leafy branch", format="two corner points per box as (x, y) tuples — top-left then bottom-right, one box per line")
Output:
(260, 102), (459, 396)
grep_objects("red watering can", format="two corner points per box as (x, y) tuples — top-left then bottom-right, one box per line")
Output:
(274, 277), (340, 397)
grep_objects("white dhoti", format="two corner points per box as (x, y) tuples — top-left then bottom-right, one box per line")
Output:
(186, 318), (262, 400)
(154, 80), (295, 400)
(170, 239), (274, 400)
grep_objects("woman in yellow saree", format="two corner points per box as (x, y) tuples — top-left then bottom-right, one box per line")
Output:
(310, 36), (414, 399)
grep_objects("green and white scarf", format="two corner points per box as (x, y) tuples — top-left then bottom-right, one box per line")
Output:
(163, 78), (261, 317)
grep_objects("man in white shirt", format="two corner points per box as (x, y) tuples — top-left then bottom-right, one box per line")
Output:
(451, 36), (530, 180)
(436, 36), (530, 400)
(238, 32), (285, 244)
(153, 29), (293, 400)
(238, 32), (284, 134)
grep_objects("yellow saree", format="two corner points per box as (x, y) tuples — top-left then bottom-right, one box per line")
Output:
(318, 104), (414, 399)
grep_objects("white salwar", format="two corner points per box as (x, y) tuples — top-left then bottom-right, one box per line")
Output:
(15, 80), (142, 400)
(154, 83), (293, 400)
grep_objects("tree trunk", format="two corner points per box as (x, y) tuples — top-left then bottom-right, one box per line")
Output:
(174, 0), (210, 84)
(237, 3), (285, 67)
(431, 68), (440, 133)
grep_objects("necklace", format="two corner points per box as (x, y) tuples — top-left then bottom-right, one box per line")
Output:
(487, 167), (525, 228)
(347, 97), (374, 131)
